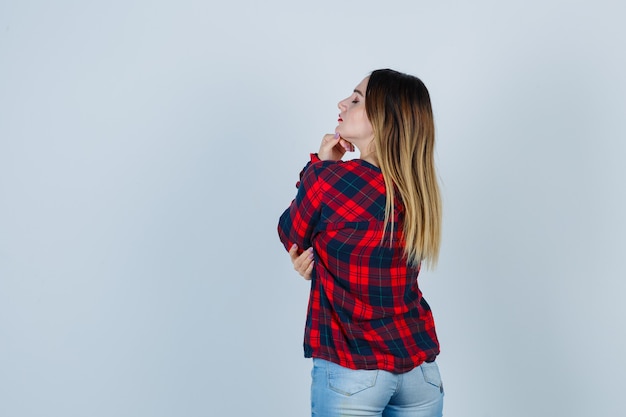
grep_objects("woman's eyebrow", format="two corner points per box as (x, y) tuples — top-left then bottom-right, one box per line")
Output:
(354, 89), (364, 97)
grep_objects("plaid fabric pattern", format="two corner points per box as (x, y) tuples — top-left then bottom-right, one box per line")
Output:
(278, 155), (439, 373)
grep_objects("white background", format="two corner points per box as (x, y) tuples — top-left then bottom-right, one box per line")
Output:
(1, 1), (625, 416)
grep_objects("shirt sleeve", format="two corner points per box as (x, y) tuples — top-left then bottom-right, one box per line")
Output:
(295, 153), (321, 188)
(278, 155), (325, 253)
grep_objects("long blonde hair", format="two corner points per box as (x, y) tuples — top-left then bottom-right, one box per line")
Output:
(366, 69), (442, 268)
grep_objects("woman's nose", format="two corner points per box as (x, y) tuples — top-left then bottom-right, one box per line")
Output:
(338, 99), (347, 111)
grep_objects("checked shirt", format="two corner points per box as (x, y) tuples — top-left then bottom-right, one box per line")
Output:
(278, 154), (439, 373)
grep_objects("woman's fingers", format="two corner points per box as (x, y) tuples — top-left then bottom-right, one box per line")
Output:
(288, 244), (300, 261)
(318, 133), (342, 160)
(318, 133), (355, 161)
(302, 258), (314, 281)
(295, 248), (314, 275)
(339, 138), (355, 152)
(289, 244), (314, 280)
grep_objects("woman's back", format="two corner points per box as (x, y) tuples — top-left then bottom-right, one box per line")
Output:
(278, 156), (439, 373)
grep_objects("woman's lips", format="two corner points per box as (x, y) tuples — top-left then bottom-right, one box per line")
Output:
(338, 115), (343, 122)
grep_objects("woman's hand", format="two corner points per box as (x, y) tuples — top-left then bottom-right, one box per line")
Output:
(288, 244), (314, 280)
(318, 133), (354, 161)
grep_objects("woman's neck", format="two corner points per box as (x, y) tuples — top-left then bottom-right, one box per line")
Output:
(360, 151), (379, 167)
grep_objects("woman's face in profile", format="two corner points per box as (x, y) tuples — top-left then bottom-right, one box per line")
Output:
(336, 77), (374, 149)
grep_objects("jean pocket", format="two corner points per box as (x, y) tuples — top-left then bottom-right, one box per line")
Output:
(326, 362), (378, 396)
(421, 361), (443, 392)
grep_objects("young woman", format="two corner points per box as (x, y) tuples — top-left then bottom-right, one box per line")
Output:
(278, 69), (444, 417)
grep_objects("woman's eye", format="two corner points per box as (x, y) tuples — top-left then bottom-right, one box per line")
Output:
(352, 99), (359, 104)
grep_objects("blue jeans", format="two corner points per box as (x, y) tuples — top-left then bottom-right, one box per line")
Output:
(311, 358), (444, 417)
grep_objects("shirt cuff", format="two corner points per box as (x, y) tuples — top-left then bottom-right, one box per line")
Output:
(295, 154), (322, 188)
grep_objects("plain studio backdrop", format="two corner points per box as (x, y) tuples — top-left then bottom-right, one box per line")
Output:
(1, 1), (625, 416)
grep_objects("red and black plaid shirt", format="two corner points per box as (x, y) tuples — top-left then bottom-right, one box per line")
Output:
(278, 154), (439, 373)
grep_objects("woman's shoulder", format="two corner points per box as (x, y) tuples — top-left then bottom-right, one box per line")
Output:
(309, 158), (380, 178)
(301, 159), (383, 197)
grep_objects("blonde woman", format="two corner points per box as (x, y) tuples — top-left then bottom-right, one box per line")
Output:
(278, 69), (444, 417)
